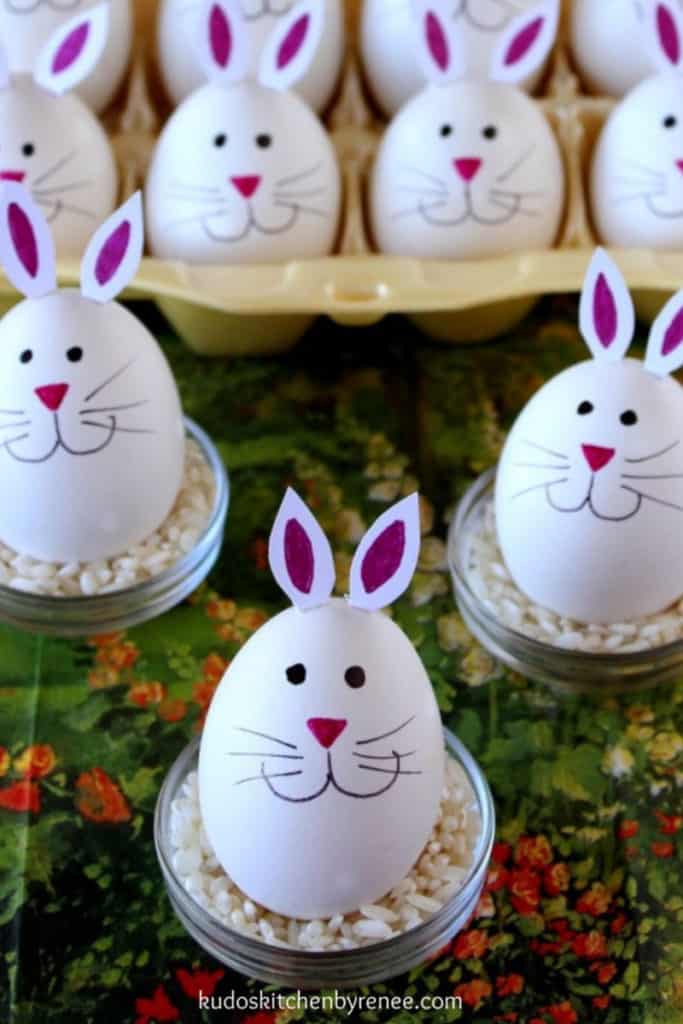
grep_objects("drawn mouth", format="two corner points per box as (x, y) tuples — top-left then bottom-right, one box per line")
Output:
(257, 748), (421, 803)
(417, 190), (521, 229)
(201, 204), (298, 243)
(544, 477), (643, 523)
(3, 412), (118, 463)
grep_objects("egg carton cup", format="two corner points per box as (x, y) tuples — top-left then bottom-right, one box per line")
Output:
(0, 0), (680, 356)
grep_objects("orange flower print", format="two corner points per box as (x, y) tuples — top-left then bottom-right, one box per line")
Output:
(544, 862), (570, 896)
(75, 768), (131, 824)
(590, 961), (617, 986)
(571, 930), (608, 959)
(576, 883), (611, 916)
(206, 598), (236, 622)
(193, 680), (218, 713)
(203, 653), (229, 684)
(0, 747), (9, 777)
(515, 835), (553, 869)
(88, 666), (120, 690)
(96, 640), (139, 672)
(14, 744), (56, 779)
(88, 632), (124, 649)
(128, 681), (166, 708)
(508, 868), (541, 916)
(454, 979), (492, 1009)
(651, 840), (675, 858)
(175, 966), (224, 999)
(617, 819), (639, 839)
(485, 863), (508, 892)
(475, 892), (496, 918)
(158, 698), (187, 723)
(453, 928), (489, 959)
(234, 608), (268, 632)
(496, 974), (524, 996)
(0, 780), (40, 813)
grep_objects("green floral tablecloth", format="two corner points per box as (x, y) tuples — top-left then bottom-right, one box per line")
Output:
(1, 302), (682, 1024)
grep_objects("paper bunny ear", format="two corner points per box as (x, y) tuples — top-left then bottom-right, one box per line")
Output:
(579, 249), (635, 362)
(645, 0), (683, 71)
(80, 193), (143, 304)
(489, 0), (559, 85)
(258, 0), (324, 91)
(196, 0), (250, 85)
(645, 291), (683, 376)
(0, 183), (56, 299)
(349, 494), (420, 613)
(33, 2), (109, 96)
(414, 0), (465, 85)
(269, 488), (336, 610)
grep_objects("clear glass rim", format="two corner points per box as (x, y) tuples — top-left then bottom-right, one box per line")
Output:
(154, 728), (495, 984)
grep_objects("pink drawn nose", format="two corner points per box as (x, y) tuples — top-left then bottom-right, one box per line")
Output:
(453, 158), (482, 182)
(0, 170), (25, 183)
(582, 444), (615, 472)
(677, 160), (683, 174)
(35, 383), (69, 411)
(230, 175), (261, 199)
(307, 717), (347, 749)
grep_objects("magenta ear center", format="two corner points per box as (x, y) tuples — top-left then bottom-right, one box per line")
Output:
(52, 22), (90, 74)
(209, 4), (232, 68)
(425, 11), (449, 71)
(277, 13), (309, 69)
(504, 15), (543, 66)
(8, 202), (38, 278)
(662, 307), (683, 356)
(95, 220), (131, 287)
(593, 272), (618, 348)
(284, 517), (314, 594)
(361, 520), (406, 594)
(658, 3), (681, 64)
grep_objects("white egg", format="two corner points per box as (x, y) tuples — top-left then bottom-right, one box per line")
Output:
(156, 0), (345, 113)
(0, 0), (133, 113)
(361, 0), (548, 118)
(0, 188), (185, 565)
(200, 598), (445, 919)
(495, 249), (683, 624)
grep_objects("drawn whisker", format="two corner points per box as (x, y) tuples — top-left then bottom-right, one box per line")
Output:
(32, 180), (93, 197)
(235, 726), (298, 750)
(398, 163), (447, 188)
(490, 187), (546, 199)
(170, 180), (221, 194)
(621, 472), (683, 480)
(227, 751), (304, 760)
(625, 440), (680, 464)
(166, 192), (229, 206)
(352, 750), (415, 760)
(163, 208), (231, 231)
(81, 420), (156, 435)
(396, 184), (448, 198)
(621, 485), (683, 512)
(0, 408), (25, 416)
(513, 461), (571, 471)
(614, 175), (666, 188)
(511, 478), (568, 500)
(31, 149), (77, 188)
(83, 359), (137, 403)
(495, 144), (536, 183)
(357, 765), (423, 775)
(273, 186), (328, 200)
(391, 200), (447, 222)
(2, 433), (29, 448)
(274, 201), (327, 218)
(275, 161), (322, 188)
(79, 400), (149, 415)
(236, 769), (303, 786)
(356, 716), (415, 747)
(489, 197), (540, 218)
(0, 419), (31, 430)
(623, 159), (666, 180)
(614, 191), (665, 206)
(523, 440), (569, 460)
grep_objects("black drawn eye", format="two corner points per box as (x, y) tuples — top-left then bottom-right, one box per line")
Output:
(19, 349), (32, 364)
(440, 123), (453, 137)
(482, 124), (498, 140)
(577, 401), (594, 415)
(664, 114), (678, 129)
(345, 666), (366, 689)
(22, 142), (35, 157)
(66, 347), (83, 363)
(620, 409), (638, 426)
(256, 133), (272, 148)
(213, 133), (227, 147)
(286, 663), (306, 685)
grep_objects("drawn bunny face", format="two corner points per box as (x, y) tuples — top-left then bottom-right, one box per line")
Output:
(0, 185), (185, 564)
(591, 0), (683, 247)
(370, 0), (564, 260)
(496, 249), (683, 624)
(157, 0), (344, 112)
(361, 0), (545, 117)
(0, 0), (132, 113)
(146, 0), (341, 265)
(199, 490), (445, 919)
(0, 4), (117, 257)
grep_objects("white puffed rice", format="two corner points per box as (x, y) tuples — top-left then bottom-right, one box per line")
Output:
(168, 752), (481, 951)
(0, 439), (216, 598)
(466, 496), (683, 653)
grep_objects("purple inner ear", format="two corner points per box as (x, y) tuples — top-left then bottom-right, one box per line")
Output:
(95, 220), (130, 287)
(8, 202), (38, 279)
(593, 272), (618, 348)
(209, 3), (232, 68)
(277, 13), (309, 69)
(504, 15), (543, 66)
(361, 520), (405, 595)
(284, 517), (314, 594)
(425, 11), (449, 71)
(662, 307), (683, 356)
(658, 3), (681, 64)
(52, 22), (89, 75)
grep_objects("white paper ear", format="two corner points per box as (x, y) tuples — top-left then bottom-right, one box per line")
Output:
(349, 494), (420, 613)
(489, 0), (559, 85)
(644, 0), (683, 71)
(269, 488), (336, 610)
(34, 2), (109, 96)
(0, 183), (57, 299)
(196, 0), (250, 85)
(645, 291), (683, 376)
(579, 249), (635, 362)
(258, 0), (324, 91)
(80, 192), (143, 304)
(413, 0), (465, 85)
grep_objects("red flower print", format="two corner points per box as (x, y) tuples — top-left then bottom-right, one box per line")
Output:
(515, 835), (553, 869)
(193, 680), (219, 713)
(494, 1015), (518, 1023)
(135, 985), (179, 1024)
(625, 844), (639, 860)
(617, 820), (639, 839)
(485, 864), (509, 892)
(202, 653), (229, 684)
(496, 973), (524, 996)
(75, 768), (130, 824)
(589, 961), (617, 985)
(610, 913), (628, 934)
(593, 996), (611, 1010)
(492, 841), (511, 864)
(530, 939), (564, 956)
(158, 698), (187, 723)
(549, 918), (572, 937)
(96, 640), (139, 671)
(543, 1002), (578, 1024)
(249, 535), (268, 571)
(14, 744), (56, 779)
(655, 811), (683, 835)
(128, 681), (166, 708)
(572, 931), (608, 959)
(0, 780), (40, 813)
(544, 862), (570, 896)
(454, 979), (492, 1008)
(242, 1014), (279, 1024)
(453, 928), (489, 959)
(175, 967), (224, 999)
(576, 883), (611, 916)
(508, 867), (541, 916)
(651, 840), (674, 858)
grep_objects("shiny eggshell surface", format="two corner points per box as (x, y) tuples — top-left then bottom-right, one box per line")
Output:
(157, 0), (344, 113)
(0, 0), (133, 113)
(370, 80), (564, 260)
(0, 292), (185, 563)
(145, 81), (341, 265)
(0, 76), (117, 258)
(199, 598), (445, 919)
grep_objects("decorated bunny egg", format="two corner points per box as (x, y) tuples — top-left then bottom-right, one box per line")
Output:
(146, 0), (341, 265)
(591, 1), (683, 248)
(496, 249), (683, 624)
(0, 4), (117, 258)
(0, 0), (132, 113)
(157, 0), (344, 114)
(0, 186), (185, 564)
(199, 490), (445, 920)
(361, 0), (548, 118)
(370, 0), (564, 260)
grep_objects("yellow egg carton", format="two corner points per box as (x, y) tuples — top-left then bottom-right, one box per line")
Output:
(7, 0), (683, 355)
